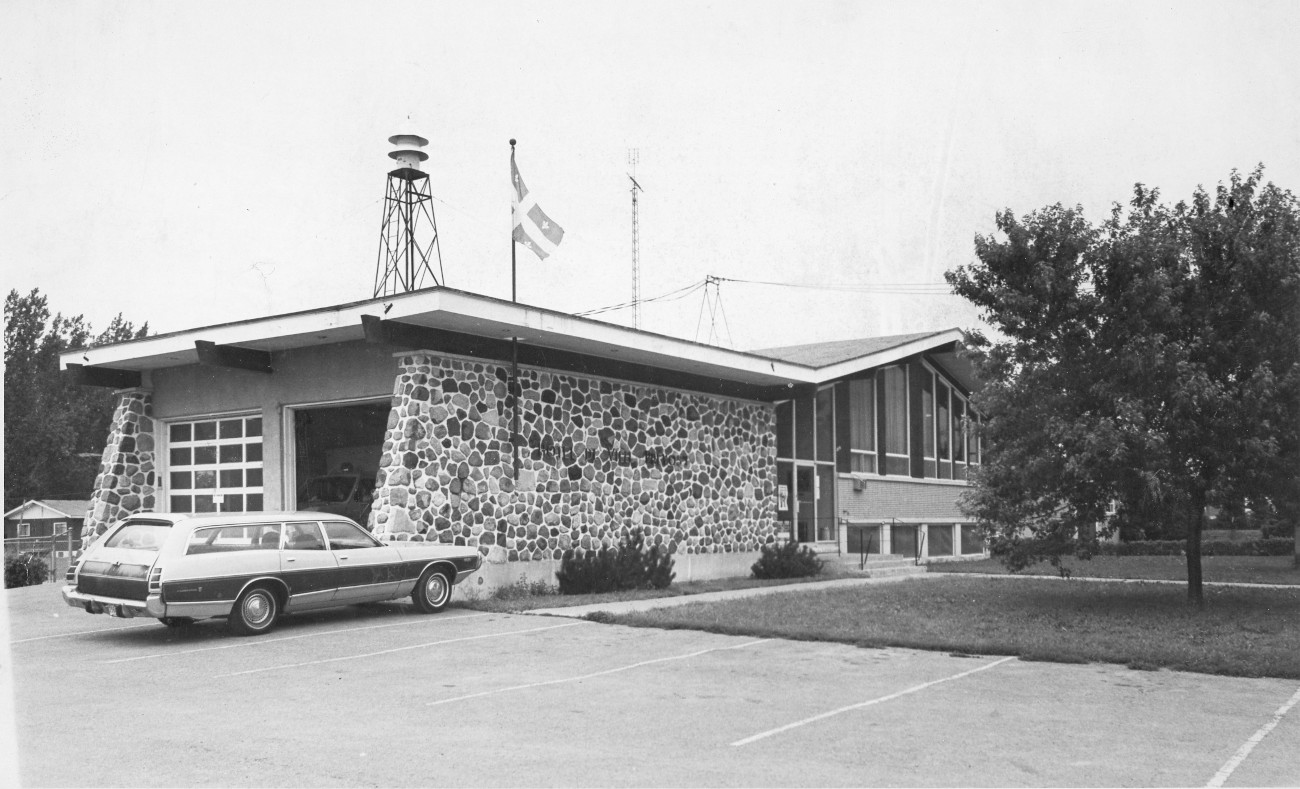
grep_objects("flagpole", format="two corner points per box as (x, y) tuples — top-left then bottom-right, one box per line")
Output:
(509, 138), (520, 480)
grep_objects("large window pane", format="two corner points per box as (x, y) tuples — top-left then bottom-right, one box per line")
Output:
(883, 367), (908, 456)
(922, 371), (935, 461)
(775, 401), (792, 459)
(815, 387), (834, 462)
(928, 524), (954, 556)
(849, 378), (874, 451)
(795, 393), (814, 460)
(937, 381), (951, 461)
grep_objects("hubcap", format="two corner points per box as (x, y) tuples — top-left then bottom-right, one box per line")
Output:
(244, 593), (271, 625)
(425, 575), (447, 604)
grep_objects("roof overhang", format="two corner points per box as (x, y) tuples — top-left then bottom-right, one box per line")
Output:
(58, 286), (975, 394)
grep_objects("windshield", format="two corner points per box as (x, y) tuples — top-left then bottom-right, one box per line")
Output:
(102, 521), (171, 551)
(302, 476), (357, 503)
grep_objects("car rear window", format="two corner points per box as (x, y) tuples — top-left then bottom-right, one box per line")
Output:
(187, 523), (282, 555)
(102, 522), (172, 551)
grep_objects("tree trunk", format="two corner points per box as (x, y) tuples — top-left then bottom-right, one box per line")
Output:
(1186, 488), (1205, 607)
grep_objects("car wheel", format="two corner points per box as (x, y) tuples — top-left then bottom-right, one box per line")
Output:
(228, 585), (280, 636)
(412, 567), (452, 613)
(159, 617), (195, 628)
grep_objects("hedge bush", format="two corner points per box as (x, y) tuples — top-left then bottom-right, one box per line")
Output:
(1100, 538), (1295, 557)
(751, 540), (824, 579)
(555, 528), (675, 594)
(4, 554), (49, 588)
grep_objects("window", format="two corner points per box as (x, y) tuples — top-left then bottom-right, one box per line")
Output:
(17, 522), (30, 537)
(775, 401), (793, 459)
(882, 366), (909, 474)
(103, 521), (171, 551)
(848, 378), (875, 472)
(323, 521), (383, 550)
(883, 366), (908, 456)
(187, 523), (282, 555)
(928, 524), (955, 556)
(795, 392), (814, 460)
(284, 522), (326, 551)
(961, 524), (985, 554)
(168, 415), (264, 514)
(815, 386), (834, 462)
(53, 522), (67, 535)
(936, 381), (951, 462)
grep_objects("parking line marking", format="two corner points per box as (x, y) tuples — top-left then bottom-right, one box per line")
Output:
(215, 621), (589, 677)
(731, 655), (1016, 747)
(101, 611), (494, 664)
(1206, 685), (1300, 787)
(11, 622), (157, 644)
(427, 638), (769, 707)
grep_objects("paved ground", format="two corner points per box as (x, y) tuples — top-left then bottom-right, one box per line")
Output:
(4, 580), (1299, 787)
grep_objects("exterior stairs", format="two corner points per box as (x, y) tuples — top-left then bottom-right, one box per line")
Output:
(828, 553), (929, 580)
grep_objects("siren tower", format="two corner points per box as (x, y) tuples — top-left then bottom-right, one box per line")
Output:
(373, 128), (445, 297)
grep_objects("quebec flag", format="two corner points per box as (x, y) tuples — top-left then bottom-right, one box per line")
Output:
(511, 152), (565, 260)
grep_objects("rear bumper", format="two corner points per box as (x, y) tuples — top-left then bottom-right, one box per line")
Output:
(63, 586), (165, 619)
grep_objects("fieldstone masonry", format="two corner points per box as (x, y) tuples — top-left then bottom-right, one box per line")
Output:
(370, 353), (777, 560)
(82, 389), (157, 543)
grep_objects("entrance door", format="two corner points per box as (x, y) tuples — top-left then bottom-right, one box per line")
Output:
(795, 465), (816, 543)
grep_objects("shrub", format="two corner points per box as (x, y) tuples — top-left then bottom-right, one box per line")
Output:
(4, 554), (49, 588)
(751, 540), (824, 579)
(1100, 538), (1295, 557)
(492, 576), (559, 600)
(555, 528), (676, 595)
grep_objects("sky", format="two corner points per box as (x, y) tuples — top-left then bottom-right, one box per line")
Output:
(3, 1), (1299, 352)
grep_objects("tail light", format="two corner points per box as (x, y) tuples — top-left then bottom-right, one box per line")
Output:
(65, 562), (79, 583)
(148, 566), (163, 595)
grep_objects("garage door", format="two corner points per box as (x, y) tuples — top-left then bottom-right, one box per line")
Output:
(168, 415), (264, 513)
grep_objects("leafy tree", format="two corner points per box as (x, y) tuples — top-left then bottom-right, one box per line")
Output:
(946, 167), (1300, 605)
(4, 289), (148, 511)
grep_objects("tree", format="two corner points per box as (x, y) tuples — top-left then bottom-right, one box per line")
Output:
(3, 289), (149, 511)
(946, 167), (1300, 605)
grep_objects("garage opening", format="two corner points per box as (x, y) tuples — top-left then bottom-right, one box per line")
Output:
(291, 400), (389, 526)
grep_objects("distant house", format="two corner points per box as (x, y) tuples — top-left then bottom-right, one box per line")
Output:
(3, 500), (89, 554)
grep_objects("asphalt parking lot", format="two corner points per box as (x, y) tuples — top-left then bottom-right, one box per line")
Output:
(4, 582), (1299, 787)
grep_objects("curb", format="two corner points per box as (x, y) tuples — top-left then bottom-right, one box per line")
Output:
(523, 573), (941, 618)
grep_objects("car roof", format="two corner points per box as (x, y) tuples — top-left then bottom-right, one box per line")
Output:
(121, 511), (358, 528)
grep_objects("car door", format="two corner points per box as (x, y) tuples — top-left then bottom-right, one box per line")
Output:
(278, 521), (340, 610)
(322, 520), (403, 602)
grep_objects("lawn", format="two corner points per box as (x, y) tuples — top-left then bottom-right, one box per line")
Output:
(597, 576), (1300, 679)
(927, 554), (1300, 585)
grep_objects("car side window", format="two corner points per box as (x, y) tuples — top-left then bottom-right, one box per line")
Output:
(283, 522), (326, 551)
(186, 524), (281, 555)
(323, 521), (383, 550)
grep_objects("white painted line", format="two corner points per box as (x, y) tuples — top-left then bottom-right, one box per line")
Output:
(427, 638), (768, 707)
(1205, 685), (1300, 787)
(11, 622), (156, 644)
(216, 621), (588, 677)
(731, 655), (1016, 746)
(103, 611), (494, 664)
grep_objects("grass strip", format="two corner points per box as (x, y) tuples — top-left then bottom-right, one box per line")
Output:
(599, 576), (1300, 679)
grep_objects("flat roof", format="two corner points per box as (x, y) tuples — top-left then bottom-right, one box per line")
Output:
(59, 286), (971, 388)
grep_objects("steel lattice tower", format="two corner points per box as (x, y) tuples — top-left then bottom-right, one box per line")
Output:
(374, 131), (444, 297)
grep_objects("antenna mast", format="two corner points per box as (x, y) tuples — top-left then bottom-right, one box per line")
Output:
(627, 149), (643, 330)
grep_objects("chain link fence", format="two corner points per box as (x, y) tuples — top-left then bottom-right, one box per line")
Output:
(4, 533), (79, 587)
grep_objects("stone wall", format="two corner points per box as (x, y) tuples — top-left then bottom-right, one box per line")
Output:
(82, 389), (157, 543)
(370, 353), (776, 560)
